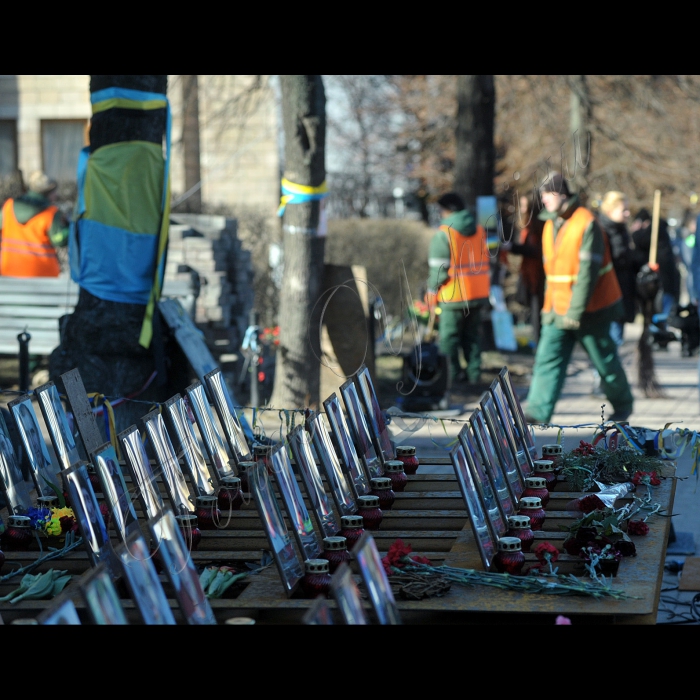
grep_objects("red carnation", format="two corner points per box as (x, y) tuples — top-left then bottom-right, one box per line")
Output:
(386, 539), (413, 566)
(533, 541), (559, 563)
(577, 495), (606, 514)
(411, 555), (432, 566)
(632, 471), (661, 486)
(627, 519), (650, 536)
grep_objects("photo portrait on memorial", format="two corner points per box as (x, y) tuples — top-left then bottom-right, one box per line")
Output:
(354, 533), (402, 625)
(119, 425), (164, 520)
(324, 394), (370, 497)
(331, 562), (369, 624)
(63, 463), (111, 567)
(118, 533), (176, 625)
(164, 395), (216, 497)
(249, 461), (304, 597)
(143, 409), (194, 516)
(37, 597), (81, 625)
(0, 411), (32, 513)
(10, 397), (59, 496)
(341, 379), (382, 478)
(93, 443), (139, 544)
(80, 564), (128, 625)
(148, 511), (216, 625)
(356, 365), (394, 464)
(36, 383), (80, 470)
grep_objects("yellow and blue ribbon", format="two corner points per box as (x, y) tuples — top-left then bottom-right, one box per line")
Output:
(278, 178), (328, 217)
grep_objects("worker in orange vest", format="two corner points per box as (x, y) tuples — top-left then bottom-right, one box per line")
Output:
(426, 192), (491, 388)
(0, 171), (68, 277)
(523, 173), (634, 424)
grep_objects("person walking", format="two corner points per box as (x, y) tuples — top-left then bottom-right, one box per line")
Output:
(426, 192), (490, 388)
(0, 171), (68, 277)
(523, 173), (634, 424)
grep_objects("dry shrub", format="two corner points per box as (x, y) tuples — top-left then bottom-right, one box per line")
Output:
(325, 219), (433, 319)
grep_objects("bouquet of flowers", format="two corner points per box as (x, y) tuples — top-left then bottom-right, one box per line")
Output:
(27, 506), (78, 539)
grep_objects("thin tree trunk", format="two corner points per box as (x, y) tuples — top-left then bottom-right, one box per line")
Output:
(271, 76), (326, 409)
(454, 75), (495, 209)
(568, 74), (592, 198)
(182, 75), (202, 213)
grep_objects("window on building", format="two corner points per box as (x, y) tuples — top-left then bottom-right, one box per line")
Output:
(0, 120), (18, 177)
(41, 120), (88, 182)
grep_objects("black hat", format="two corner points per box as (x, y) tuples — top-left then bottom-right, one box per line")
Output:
(539, 172), (571, 197)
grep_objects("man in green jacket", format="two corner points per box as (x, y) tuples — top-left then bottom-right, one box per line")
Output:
(523, 173), (634, 424)
(426, 192), (491, 387)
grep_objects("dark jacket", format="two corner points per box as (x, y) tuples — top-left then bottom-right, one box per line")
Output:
(631, 219), (680, 301)
(598, 213), (637, 323)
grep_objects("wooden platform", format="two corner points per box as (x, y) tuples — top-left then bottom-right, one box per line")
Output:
(0, 458), (676, 625)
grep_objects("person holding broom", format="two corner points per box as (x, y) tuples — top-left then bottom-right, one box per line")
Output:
(522, 173), (634, 424)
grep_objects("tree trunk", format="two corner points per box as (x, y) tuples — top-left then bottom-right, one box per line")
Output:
(454, 75), (495, 209)
(270, 76), (326, 410)
(568, 74), (592, 198)
(182, 75), (202, 213)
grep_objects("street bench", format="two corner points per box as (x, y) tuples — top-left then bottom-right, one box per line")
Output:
(0, 275), (198, 357)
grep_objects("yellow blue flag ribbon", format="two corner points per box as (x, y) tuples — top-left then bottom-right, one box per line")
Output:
(278, 178), (328, 217)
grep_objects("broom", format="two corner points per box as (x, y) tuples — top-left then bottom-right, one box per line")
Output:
(636, 189), (666, 398)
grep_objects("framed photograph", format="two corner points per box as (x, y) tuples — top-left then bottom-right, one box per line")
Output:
(450, 443), (497, 570)
(163, 394), (216, 498)
(37, 595), (81, 625)
(185, 381), (235, 482)
(481, 393), (524, 500)
(0, 410), (32, 514)
(458, 425), (507, 537)
(491, 379), (534, 479)
(148, 510), (216, 625)
(340, 379), (383, 478)
(323, 393), (370, 499)
(469, 409), (516, 518)
(119, 425), (164, 521)
(308, 411), (357, 518)
(92, 442), (140, 544)
(62, 462), (113, 568)
(355, 364), (394, 465)
(288, 425), (340, 538)
(249, 461), (304, 598)
(354, 532), (401, 625)
(204, 368), (252, 465)
(35, 381), (81, 471)
(498, 367), (537, 459)
(269, 443), (321, 561)
(80, 563), (128, 625)
(143, 409), (194, 516)
(331, 562), (369, 625)
(302, 596), (334, 625)
(9, 396), (61, 497)
(117, 532), (176, 625)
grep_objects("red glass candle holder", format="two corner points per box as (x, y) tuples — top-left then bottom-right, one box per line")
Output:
(339, 515), (365, 552)
(532, 459), (557, 490)
(320, 536), (352, 574)
(176, 513), (202, 551)
(523, 476), (550, 508)
(195, 495), (220, 530)
(3, 515), (33, 551)
(493, 537), (525, 575)
(254, 445), (272, 475)
(384, 461), (408, 492)
(505, 514), (534, 553)
(357, 495), (383, 531)
(87, 464), (102, 493)
(218, 476), (243, 511)
(370, 477), (395, 510)
(301, 559), (332, 598)
(518, 496), (546, 531)
(396, 446), (419, 475)
(541, 444), (563, 470)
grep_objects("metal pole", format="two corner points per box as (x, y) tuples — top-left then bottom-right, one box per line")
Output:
(17, 331), (31, 393)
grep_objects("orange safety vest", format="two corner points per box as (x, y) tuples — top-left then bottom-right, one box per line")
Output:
(542, 206), (621, 316)
(436, 224), (490, 304)
(0, 199), (60, 277)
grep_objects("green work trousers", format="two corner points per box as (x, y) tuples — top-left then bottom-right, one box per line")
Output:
(525, 321), (634, 423)
(438, 304), (482, 384)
